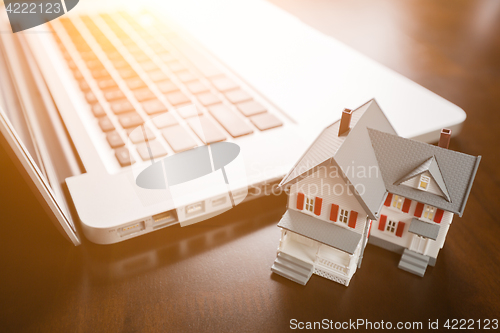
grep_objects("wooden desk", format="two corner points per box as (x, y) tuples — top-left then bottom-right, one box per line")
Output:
(1, 0), (499, 331)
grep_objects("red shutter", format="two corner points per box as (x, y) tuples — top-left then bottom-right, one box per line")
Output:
(402, 199), (412, 213)
(378, 215), (387, 231)
(296, 193), (304, 210)
(434, 209), (444, 223)
(414, 202), (424, 217)
(348, 210), (358, 228)
(330, 204), (339, 222)
(384, 193), (393, 206)
(396, 221), (405, 237)
(314, 197), (323, 216)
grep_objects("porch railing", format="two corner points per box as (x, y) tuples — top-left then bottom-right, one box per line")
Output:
(316, 257), (349, 276)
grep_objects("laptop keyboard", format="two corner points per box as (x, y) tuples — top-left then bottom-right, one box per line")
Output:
(48, 12), (283, 167)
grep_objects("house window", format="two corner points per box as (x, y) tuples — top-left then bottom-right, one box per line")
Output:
(305, 197), (314, 213)
(418, 175), (430, 191)
(386, 220), (397, 234)
(338, 209), (349, 224)
(423, 205), (436, 220)
(392, 195), (404, 210)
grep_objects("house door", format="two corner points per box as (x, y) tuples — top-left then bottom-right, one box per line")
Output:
(410, 235), (426, 254)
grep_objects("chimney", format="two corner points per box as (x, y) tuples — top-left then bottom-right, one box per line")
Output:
(438, 128), (451, 149)
(338, 108), (353, 136)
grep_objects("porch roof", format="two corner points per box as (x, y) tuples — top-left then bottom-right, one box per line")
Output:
(277, 210), (362, 255)
(408, 218), (440, 240)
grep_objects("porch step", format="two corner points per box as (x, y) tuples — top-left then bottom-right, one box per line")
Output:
(271, 252), (314, 285)
(398, 249), (430, 277)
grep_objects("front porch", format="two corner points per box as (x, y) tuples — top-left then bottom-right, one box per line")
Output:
(271, 210), (364, 286)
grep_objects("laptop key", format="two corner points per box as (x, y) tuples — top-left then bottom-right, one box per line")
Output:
(110, 100), (135, 114)
(196, 92), (220, 106)
(159, 53), (176, 63)
(236, 100), (267, 117)
(177, 105), (202, 119)
(125, 78), (146, 90)
(106, 131), (125, 148)
(148, 70), (169, 82)
(142, 100), (168, 115)
(157, 81), (179, 94)
(73, 70), (84, 80)
(187, 116), (226, 143)
(90, 68), (109, 79)
(152, 112), (178, 128)
(86, 59), (103, 69)
(112, 59), (129, 69)
(225, 89), (252, 104)
(211, 77), (238, 92)
(136, 140), (168, 161)
(118, 113), (144, 128)
(97, 78), (118, 90)
(133, 88), (156, 102)
(165, 91), (190, 106)
(186, 81), (209, 94)
(249, 113), (283, 131)
(167, 61), (185, 72)
(140, 62), (159, 72)
(79, 81), (91, 92)
(134, 53), (150, 63)
(91, 104), (106, 117)
(176, 70), (197, 83)
(208, 104), (253, 137)
(127, 126), (156, 143)
(103, 89), (126, 102)
(161, 125), (197, 152)
(98, 116), (115, 132)
(117, 68), (137, 79)
(115, 147), (135, 166)
(85, 92), (98, 104)
(80, 51), (97, 61)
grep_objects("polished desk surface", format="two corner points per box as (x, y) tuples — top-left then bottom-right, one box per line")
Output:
(1, 0), (500, 332)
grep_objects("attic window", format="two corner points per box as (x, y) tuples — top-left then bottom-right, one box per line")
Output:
(418, 175), (430, 191)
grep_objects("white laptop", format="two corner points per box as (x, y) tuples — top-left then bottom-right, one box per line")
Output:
(0, 0), (466, 245)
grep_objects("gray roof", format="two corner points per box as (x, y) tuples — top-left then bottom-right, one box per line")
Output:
(394, 156), (451, 202)
(368, 128), (481, 216)
(408, 218), (440, 240)
(280, 99), (397, 220)
(278, 209), (362, 255)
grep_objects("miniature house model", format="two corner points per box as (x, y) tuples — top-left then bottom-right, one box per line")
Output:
(271, 99), (480, 286)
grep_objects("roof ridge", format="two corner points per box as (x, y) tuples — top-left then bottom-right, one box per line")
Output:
(280, 99), (377, 186)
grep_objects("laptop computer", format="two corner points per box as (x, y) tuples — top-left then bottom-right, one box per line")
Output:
(0, 0), (466, 245)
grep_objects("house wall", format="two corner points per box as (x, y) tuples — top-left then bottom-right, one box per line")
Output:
(370, 194), (454, 259)
(288, 162), (369, 235)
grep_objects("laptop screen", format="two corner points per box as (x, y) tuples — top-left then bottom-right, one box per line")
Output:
(0, 30), (81, 244)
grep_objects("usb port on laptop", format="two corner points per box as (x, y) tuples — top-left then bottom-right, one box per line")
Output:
(118, 221), (145, 237)
(152, 210), (178, 229)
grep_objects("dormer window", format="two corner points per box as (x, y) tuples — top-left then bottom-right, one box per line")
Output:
(418, 175), (430, 191)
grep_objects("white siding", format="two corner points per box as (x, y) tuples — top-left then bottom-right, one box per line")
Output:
(289, 161), (368, 235)
(371, 197), (454, 259)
